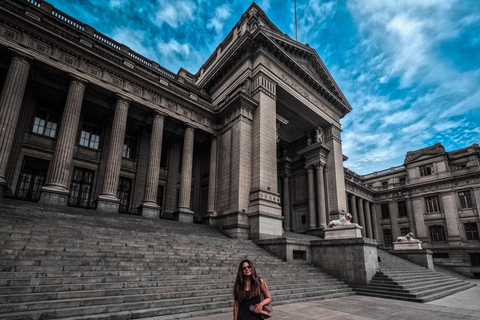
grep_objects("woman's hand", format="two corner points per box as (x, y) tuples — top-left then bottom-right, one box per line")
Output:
(254, 303), (263, 314)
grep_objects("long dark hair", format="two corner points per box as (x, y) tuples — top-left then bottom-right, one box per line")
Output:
(233, 259), (261, 302)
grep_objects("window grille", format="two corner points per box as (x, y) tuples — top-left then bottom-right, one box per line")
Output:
(459, 190), (473, 209)
(381, 203), (390, 219)
(465, 223), (479, 241)
(68, 167), (95, 208)
(15, 157), (49, 201)
(425, 195), (440, 213)
(383, 229), (392, 244)
(398, 200), (408, 217)
(429, 225), (446, 242)
(32, 109), (58, 138)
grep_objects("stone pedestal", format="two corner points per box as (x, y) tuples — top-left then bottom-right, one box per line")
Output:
(256, 237), (311, 263)
(306, 228), (325, 238)
(96, 195), (120, 213)
(174, 208), (194, 223)
(389, 249), (434, 270)
(324, 225), (363, 240)
(311, 238), (379, 285)
(393, 240), (422, 250)
(39, 186), (69, 206)
(139, 203), (161, 219)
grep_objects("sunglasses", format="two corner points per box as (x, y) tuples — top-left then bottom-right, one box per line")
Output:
(242, 266), (252, 270)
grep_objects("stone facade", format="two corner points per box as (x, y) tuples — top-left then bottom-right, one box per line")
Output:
(0, 1), (350, 241)
(345, 143), (480, 277)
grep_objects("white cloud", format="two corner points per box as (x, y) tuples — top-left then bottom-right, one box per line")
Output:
(157, 38), (190, 58)
(207, 4), (231, 34)
(154, 0), (196, 28)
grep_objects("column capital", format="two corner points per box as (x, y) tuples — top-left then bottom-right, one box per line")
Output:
(9, 49), (34, 67)
(306, 165), (314, 172)
(152, 109), (168, 119)
(68, 74), (89, 88)
(115, 93), (132, 105)
(252, 73), (277, 100)
(184, 123), (198, 132)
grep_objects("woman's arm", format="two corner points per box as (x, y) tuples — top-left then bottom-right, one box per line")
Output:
(254, 278), (272, 313)
(233, 299), (239, 320)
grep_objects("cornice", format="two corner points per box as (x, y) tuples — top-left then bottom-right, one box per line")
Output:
(0, 1), (214, 108)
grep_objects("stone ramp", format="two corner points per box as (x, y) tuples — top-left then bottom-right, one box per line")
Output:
(353, 249), (475, 302)
(0, 199), (354, 319)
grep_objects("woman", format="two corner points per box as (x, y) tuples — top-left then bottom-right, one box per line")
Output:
(233, 259), (272, 320)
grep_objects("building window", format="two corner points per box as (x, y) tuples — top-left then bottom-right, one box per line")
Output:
(80, 118), (101, 150)
(381, 180), (388, 189)
(398, 200), (408, 217)
(117, 177), (132, 213)
(471, 253), (480, 266)
(15, 157), (49, 201)
(400, 227), (410, 236)
(456, 163), (467, 170)
(399, 177), (406, 185)
(419, 164), (434, 177)
(425, 195), (441, 213)
(122, 134), (136, 159)
(68, 167), (95, 208)
(32, 109), (58, 138)
(381, 203), (390, 219)
(383, 229), (392, 244)
(458, 190), (473, 209)
(429, 225), (446, 242)
(465, 223), (479, 241)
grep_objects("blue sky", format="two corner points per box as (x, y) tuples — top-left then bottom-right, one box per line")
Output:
(46, 0), (480, 175)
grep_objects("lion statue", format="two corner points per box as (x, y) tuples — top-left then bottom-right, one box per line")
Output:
(396, 232), (415, 242)
(327, 213), (353, 228)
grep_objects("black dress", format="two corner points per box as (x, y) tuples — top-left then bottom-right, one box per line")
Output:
(237, 290), (261, 320)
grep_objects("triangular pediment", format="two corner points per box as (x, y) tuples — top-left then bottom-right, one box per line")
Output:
(196, 2), (352, 117)
(404, 143), (446, 164)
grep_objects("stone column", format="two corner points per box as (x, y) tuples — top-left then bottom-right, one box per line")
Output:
(282, 174), (291, 231)
(206, 135), (218, 223)
(349, 194), (358, 225)
(412, 197), (428, 242)
(140, 111), (166, 218)
(248, 73), (282, 239)
(324, 125), (347, 214)
(389, 201), (401, 241)
(175, 125), (195, 223)
(364, 200), (373, 239)
(40, 75), (87, 205)
(371, 203), (380, 240)
(0, 51), (33, 193)
(441, 192), (462, 245)
(316, 163), (327, 229)
(357, 197), (366, 237)
(307, 165), (316, 229)
(97, 95), (130, 212)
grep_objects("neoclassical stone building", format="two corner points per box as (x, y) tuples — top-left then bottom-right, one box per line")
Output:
(345, 143), (480, 277)
(1, 1), (478, 276)
(0, 1), (350, 240)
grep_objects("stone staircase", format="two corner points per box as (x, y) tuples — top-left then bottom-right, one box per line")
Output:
(353, 249), (475, 302)
(0, 199), (354, 320)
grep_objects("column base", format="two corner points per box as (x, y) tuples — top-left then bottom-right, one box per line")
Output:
(204, 213), (216, 226)
(138, 202), (160, 219)
(96, 195), (120, 213)
(174, 208), (194, 223)
(39, 186), (69, 206)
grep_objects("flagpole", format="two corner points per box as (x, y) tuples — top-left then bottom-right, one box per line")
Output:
(295, 0), (297, 41)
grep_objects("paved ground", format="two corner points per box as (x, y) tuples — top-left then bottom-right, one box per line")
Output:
(189, 279), (480, 320)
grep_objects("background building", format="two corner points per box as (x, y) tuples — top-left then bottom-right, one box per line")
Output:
(345, 143), (480, 277)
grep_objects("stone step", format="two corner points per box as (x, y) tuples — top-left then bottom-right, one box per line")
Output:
(354, 249), (475, 302)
